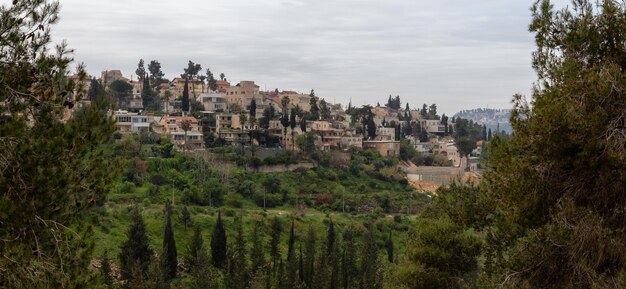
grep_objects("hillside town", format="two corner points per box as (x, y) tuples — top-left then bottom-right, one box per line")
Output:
(70, 65), (490, 170)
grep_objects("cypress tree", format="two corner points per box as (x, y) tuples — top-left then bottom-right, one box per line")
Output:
(309, 90), (319, 120)
(227, 217), (249, 289)
(250, 98), (257, 118)
(211, 211), (227, 269)
(100, 251), (114, 289)
(161, 200), (177, 279)
(250, 220), (266, 274)
(187, 226), (217, 289)
(119, 208), (153, 281)
(182, 77), (190, 114)
(180, 206), (192, 231)
(341, 228), (357, 289)
(285, 221), (298, 289)
(303, 225), (317, 288)
(360, 226), (382, 289)
(300, 118), (307, 133)
(269, 217), (283, 270)
(141, 72), (154, 110)
(145, 257), (170, 289)
(385, 230), (394, 263)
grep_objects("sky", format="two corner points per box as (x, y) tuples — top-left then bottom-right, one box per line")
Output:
(48, 0), (571, 115)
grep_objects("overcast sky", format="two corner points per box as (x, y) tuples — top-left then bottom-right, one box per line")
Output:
(49, 0), (570, 115)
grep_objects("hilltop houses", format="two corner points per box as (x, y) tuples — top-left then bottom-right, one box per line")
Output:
(89, 69), (479, 166)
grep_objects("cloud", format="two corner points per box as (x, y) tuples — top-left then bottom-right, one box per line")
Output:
(52, 0), (550, 114)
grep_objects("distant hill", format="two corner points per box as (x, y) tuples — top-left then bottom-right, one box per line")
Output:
(453, 108), (513, 133)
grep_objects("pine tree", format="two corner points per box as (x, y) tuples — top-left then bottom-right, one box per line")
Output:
(182, 77), (190, 114)
(136, 59), (146, 81)
(161, 200), (177, 280)
(482, 1), (626, 287)
(211, 211), (227, 269)
(0, 2), (120, 286)
(120, 208), (153, 281)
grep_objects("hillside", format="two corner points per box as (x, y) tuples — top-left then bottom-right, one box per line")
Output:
(454, 108), (512, 133)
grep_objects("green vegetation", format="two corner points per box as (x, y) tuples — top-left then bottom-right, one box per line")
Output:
(4, 1), (626, 289)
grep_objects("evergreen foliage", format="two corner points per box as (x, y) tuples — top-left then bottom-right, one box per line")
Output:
(180, 206), (192, 230)
(182, 78), (190, 114)
(250, 221), (266, 274)
(481, 1), (626, 287)
(210, 211), (227, 269)
(269, 217), (283, 270)
(1, 12), (120, 274)
(161, 200), (177, 280)
(119, 208), (153, 281)
(309, 90), (320, 120)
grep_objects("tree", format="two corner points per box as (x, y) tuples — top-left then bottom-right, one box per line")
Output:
(285, 221), (298, 289)
(341, 228), (357, 289)
(289, 108), (297, 150)
(319, 98), (331, 120)
(250, 221), (266, 274)
(385, 230), (394, 263)
(211, 211), (227, 269)
(206, 68), (218, 91)
(142, 72), (156, 110)
(109, 79), (133, 109)
(300, 117), (307, 133)
(260, 105), (276, 130)
(148, 60), (165, 88)
(88, 77), (101, 100)
(182, 78), (190, 114)
(187, 226), (218, 289)
(309, 90), (319, 120)
(184, 60), (202, 94)
(392, 216), (481, 289)
(269, 217), (282, 270)
(366, 114), (377, 140)
(303, 225), (317, 288)
(161, 200), (177, 280)
(481, 1), (626, 288)
(119, 208), (153, 281)
(136, 59), (146, 81)
(227, 217), (249, 289)
(360, 226), (383, 289)
(220, 73), (226, 81)
(180, 206), (192, 230)
(296, 132), (317, 157)
(250, 98), (257, 118)
(100, 251), (114, 289)
(181, 119), (191, 152)
(428, 103), (438, 119)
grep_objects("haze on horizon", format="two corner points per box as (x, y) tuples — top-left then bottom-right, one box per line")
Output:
(49, 0), (570, 115)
